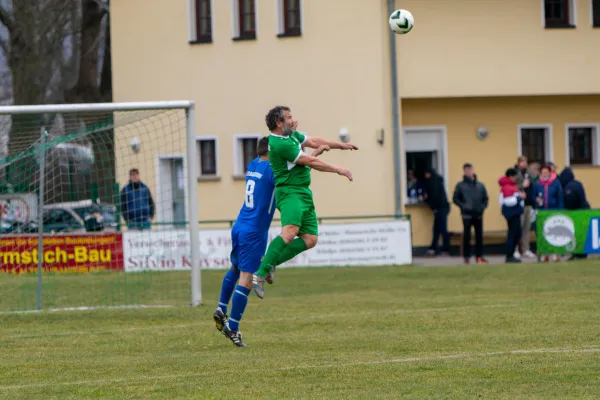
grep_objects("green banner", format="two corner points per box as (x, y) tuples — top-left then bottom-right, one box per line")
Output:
(536, 210), (600, 255)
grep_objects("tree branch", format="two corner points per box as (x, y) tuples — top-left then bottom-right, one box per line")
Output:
(0, 5), (14, 32)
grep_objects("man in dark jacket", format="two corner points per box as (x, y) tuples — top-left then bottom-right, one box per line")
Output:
(423, 168), (450, 256)
(559, 167), (590, 260)
(120, 168), (155, 230)
(453, 163), (489, 264)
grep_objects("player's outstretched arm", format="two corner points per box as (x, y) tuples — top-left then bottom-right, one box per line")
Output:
(296, 153), (353, 181)
(304, 136), (358, 151)
(311, 145), (330, 157)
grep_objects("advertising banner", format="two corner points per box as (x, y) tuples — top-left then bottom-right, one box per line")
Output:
(0, 234), (123, 273)
(536, 210), (600, 255)
(123, 220), (412, 272)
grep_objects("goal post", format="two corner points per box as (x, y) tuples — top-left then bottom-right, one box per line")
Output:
(0, 101), (202, 311)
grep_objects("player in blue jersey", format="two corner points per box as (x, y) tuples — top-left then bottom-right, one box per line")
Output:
(214, 135), (329, 347)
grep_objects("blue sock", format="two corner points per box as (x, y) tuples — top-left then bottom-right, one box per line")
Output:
(217, 269), (239, 315)
(229, 285), (250, 332)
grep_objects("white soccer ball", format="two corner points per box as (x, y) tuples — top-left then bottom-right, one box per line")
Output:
(389, 9), (414, 34)
(131, 137), (141, 154)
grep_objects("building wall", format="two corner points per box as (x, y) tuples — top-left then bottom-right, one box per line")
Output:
(403, 95), (600, 247)
(111, 0), (398, 224)
(396, 0), (600, 98)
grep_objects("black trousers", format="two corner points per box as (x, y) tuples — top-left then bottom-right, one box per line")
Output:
(462, 216), (483, 259)
(430, 207), (450, 253)
(505, 215), (522, 259)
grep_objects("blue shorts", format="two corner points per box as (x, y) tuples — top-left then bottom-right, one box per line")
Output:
(230, 223), (268, 273)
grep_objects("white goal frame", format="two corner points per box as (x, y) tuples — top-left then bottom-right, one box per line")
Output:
(0, 101), (202, 308)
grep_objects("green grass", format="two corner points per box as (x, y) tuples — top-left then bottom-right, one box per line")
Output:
(1, 262), (600, 399)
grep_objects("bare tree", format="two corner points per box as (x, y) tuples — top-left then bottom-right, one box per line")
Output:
(0, 0), (114, 203)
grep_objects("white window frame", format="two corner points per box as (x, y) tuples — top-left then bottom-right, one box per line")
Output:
(231, 0), (259, 39)
(517, 124), (554, 164)
(541, 0), (577, 27)
(233, 134), (261, 177)
(276, 0), (304, 36)
(155, 153), (188, 227)
(196, 136), (219, 178)
(401, 126), (449, 206)
(564, 123), (600, 166)
(188, 0), (215, 42)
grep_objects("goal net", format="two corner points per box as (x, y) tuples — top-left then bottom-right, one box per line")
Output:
(0, 102), (201, 312)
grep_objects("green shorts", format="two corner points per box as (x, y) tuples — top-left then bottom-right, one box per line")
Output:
(276, 187), (319, 236)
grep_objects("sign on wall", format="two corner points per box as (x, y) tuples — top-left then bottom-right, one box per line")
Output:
(536, 210), (600, 255)
(122, 220), (413, 272)
(0, 234), (123, 274)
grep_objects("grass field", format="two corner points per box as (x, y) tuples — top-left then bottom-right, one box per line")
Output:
(1, 261), (599, 399)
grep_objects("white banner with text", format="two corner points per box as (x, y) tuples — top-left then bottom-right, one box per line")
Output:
(122, 220), (412, 272)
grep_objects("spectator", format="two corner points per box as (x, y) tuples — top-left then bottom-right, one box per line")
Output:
(120, 168), (155, 231)
(532, 164), (563, 210)
(453, 163), (489, 265)
(406, 169), (419, 204)
(513, 156), (536, 260)
(499, 168), (525, 264)
(559, 167), (590, 260)
(532, 164), (563, 262)
(423, 168), (450, 256)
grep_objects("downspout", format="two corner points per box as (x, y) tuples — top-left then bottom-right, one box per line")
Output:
(387, 0), (402, 216)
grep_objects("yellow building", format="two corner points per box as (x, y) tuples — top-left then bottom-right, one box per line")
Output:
(111, 0), (600, 251)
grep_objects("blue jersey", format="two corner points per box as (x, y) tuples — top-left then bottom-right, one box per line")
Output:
(235, 157), (276, 231)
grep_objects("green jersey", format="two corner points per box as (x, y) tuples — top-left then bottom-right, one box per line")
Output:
(268, 131), (311, 188)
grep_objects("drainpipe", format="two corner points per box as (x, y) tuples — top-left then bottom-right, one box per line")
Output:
(387, 0), (402, 216)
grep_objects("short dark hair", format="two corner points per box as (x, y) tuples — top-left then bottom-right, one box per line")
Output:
(129, 168), (139, 175)
(265, 106), (290, 131)
(257, 136), (269, 157)
(463, 163), (473, 170)
(505, 168), (518, 177)
(541, 164), (551, 171)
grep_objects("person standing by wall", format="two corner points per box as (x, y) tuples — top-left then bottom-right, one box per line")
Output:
(513, 156), (536, 260)
(453, 163), (489, 265)
(423, 168), (451, 257)
(532, 164), (563, 262)
(499, 168), (525, 263)
(120, 168), (155, 231)
(559, 167), (590, 260)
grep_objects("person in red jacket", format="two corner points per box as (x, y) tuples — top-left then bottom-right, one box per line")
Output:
(498, 168), (526, 263)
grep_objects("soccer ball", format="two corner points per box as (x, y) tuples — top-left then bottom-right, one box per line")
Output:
(130, 137), (141, 154)
(389, 9), (414, 34)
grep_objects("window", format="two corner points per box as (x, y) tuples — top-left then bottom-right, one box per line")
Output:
(403, 127), (448, 205)
(567, 125), (599, 165)
(593, 0), (600, 26)
(233, 0), (256, 40)
(196, 138), (218, 178)
(194, 0), (212, 42)
(544, 0), (574, 28)
(234, 135), (259, 177)
(278, 0), (302, 37)
(519, 126), (552, 165)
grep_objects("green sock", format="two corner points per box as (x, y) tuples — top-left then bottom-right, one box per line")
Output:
(276, 237), (307, 266)
(256, 236), (288, 278)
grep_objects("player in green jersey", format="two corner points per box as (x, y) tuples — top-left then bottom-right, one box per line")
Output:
(253, 105), (358, 298)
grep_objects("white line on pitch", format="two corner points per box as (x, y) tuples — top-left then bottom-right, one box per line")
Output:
(0, 304), (174, 316)
(0, 346), (598, 391)
(4, 303), (518, 339)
